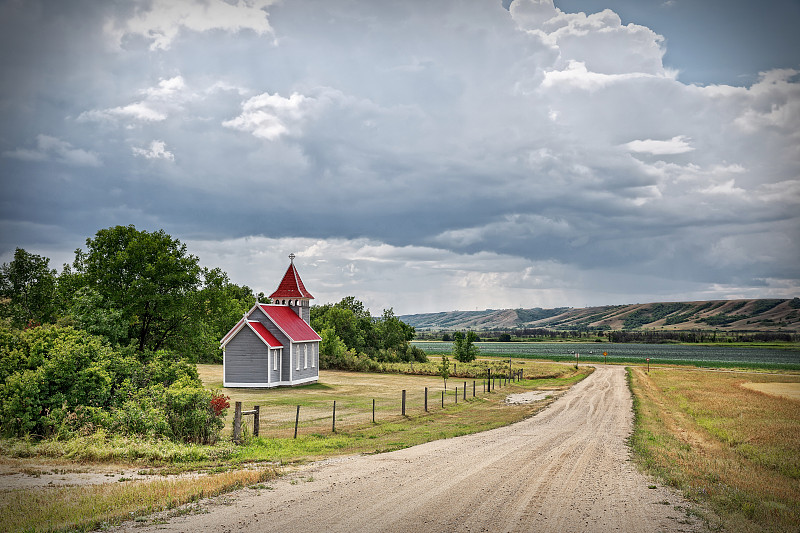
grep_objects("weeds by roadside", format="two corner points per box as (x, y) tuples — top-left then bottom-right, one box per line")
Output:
(627, 366), (800, 533)
(0, 467), (277, 533)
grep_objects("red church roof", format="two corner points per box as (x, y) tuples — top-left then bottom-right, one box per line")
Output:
(219, 317), (285, 348)
(260, 305), (321, 342)
(248, 321), (283, 348)
(269, 261), (314, 300)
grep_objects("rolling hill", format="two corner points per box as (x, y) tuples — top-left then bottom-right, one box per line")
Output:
(400, 298), (800, 332)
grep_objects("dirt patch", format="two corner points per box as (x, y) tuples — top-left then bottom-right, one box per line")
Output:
(504, 390), (554, 404)
(0, 461), (201, 491)
(742, 381), (800, 401)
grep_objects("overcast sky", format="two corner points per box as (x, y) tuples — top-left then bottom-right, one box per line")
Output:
(1, 0), (798, 316)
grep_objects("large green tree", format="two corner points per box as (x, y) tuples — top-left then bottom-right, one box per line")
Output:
(376, 308), (415, 350)
(78, 225), (201, 352)
(0, 248), (57, 328)
(174, 267), (256, 362)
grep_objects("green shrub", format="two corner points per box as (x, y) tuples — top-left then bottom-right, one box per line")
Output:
(164, 378), (224, 444)
(0, 324), (226, 444)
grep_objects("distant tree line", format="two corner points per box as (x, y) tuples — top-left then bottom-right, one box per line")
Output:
(416, 328), (608, 341)
(607, 330), (797, 344)
(416, 327), (797, 344)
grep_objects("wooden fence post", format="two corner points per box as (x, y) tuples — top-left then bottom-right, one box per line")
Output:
(372, 398), (375, 423)
(425, 387), (428, 412)
(253, 405), (260, 437)
(332, 401), (336, 433)
(463, 382), (466, 400)
(473, 380), (476, 397)
(233, 401), (242, 443)
(455, 386), (458, 404)
(487, 369), (491, 391)
(402, 390), (406, 416)
(441, 390), (444, 408)
(294, 405), (300, 439)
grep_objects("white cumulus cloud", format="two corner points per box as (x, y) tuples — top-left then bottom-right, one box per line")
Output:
(77, 76), (193, 125)
(105, 0), (276, 51)
(623, 135), (695, 155)
(132, 140), (175, 161)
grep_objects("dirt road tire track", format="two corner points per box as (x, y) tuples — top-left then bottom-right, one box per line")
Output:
(119, 365), (700, 532)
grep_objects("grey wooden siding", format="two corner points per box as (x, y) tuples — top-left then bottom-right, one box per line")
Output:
(289, 304), (311, 323)
(269, 348), (281, 383)
(291, 341), (319, 382)
(282, 343), (291, 382)
(250, 307), (270, 323)
(225, 327), (269, 384)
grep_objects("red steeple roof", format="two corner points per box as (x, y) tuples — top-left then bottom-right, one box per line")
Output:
(269, 255), (314, 300)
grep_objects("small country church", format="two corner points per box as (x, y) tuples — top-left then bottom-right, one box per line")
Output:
(220, 254), (321, 388)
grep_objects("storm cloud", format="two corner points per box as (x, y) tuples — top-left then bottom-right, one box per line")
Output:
(1, 0), (798, 315)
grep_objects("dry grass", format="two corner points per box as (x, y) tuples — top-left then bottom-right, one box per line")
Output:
(629, 367), (800, 532)
(0, 467), (277, 532)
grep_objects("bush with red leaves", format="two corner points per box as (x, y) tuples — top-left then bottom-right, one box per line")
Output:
(210, 391), (230, 417)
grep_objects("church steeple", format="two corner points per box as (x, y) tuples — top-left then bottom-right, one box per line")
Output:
(269, 254), (314, 323)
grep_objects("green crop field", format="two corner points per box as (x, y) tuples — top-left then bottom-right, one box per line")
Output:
(413, 341), (800, 368)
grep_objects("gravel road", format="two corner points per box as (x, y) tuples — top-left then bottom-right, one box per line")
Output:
(119, 365), (701, 532)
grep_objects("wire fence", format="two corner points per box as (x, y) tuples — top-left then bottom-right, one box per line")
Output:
(231, 374), (521, 440)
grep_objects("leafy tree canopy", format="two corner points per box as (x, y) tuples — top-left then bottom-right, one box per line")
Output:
(0, 248), (57, 328)
(78, 225), (201, 352)
(312, 297), (423, 368)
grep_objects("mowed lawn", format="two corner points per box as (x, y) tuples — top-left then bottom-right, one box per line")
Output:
(629, 367), (800, 533)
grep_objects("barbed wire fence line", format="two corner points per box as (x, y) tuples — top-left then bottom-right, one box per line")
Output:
(230, 375), (523, 439)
